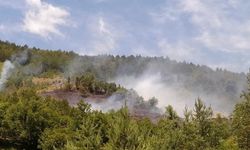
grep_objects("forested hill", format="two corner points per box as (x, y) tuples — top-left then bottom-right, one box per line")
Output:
(0, 40), (247, 114)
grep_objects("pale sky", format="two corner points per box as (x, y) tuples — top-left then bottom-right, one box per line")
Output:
(0, 0), (250, 72)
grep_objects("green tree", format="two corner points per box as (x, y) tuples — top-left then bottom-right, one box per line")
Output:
(218, 136), (239, 150)
(192, 98), (213, 148)
(103, 107), (141, 150)
(232, 73), (250, 149)
(0, 89), (73, 149)
(39, 128), (74, 150)
(165, 105), (178, 120)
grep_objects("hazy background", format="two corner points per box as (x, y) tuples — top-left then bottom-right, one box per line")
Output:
(0, 0), (250, 73)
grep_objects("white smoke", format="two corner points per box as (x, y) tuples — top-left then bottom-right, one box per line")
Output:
(0, 60), (15, 91)
(11, 50), (30, 65)
(85, 89), (162, 114)
(87, 96), (125, 112)
(0, 50), (30, 91)
(62, 55), (247, 116)
(113, 72), (237, 116)
(113, 73), (189, 114)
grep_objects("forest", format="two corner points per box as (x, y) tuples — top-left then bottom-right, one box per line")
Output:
(0, 40), (249, 149)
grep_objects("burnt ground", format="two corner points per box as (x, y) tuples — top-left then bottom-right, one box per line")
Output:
(130, 107), (163, 123)
(41, 89), (109, 105)
(41, 90), (84, 106)
(41, 89), (162, 122)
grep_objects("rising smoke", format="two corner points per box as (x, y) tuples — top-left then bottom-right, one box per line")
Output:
(113, 71), (243, 116)
(11, 50), (30, 65)
(0, 50), (30, 91)
(87, 89), (162, 114)
(0, 50), (245, 116)
(0, 60), (15, 91)
(64, 55), (247, 116)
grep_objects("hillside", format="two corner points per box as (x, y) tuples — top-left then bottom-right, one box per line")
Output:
(0, 40), (247, 115)
(0, 40), (249, 149)
(0, 62), (3, 71)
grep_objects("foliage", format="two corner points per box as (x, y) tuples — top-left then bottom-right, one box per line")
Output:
(0, 87), (247, 149)
(0, 40), (249, 150)
(232, 73), (250, 149)
(0, 40), (247, 104)
(72, 72), (120, 96)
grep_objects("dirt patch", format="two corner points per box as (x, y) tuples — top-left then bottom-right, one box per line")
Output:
(41, 89), (162, 122)
(41, 89), (108, 106)
(41, 90), (83, 106)
(33, 77), (65, 93)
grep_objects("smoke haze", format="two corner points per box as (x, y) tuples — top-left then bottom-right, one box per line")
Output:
(87, 89), (161, 114)
(0, 60), (15, 91)
(113, 71), (244, 116)
(0, 50), (30, 91)
(63, 55), (246, 116)
(0, 49), (246, 116)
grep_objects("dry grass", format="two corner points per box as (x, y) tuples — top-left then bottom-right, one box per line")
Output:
(0, 62), (3, 73)
(32, 77), (66, 93)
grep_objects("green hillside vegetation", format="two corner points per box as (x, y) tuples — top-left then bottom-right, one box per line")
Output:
(0, 40), (247, 103)
(67, 72), (121, 97)
(0, 40), (249, 149)
(0, 79), (249, 149)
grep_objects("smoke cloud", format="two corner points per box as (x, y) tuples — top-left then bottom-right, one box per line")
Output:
(11, 50), (30, 65)
(0, 50), (30, 91)
(86, 89), (162, 116)
(113, 71), (244, 116)
(64, 55), (246, 116)
(0, 60), (15, 91)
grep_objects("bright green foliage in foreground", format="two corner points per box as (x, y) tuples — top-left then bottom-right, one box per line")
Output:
(0, 40), (249, 149)
(0, 85), (249, 150)
(232, 75), (250, 150)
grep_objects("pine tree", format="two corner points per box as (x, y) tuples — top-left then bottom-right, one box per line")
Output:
(193, 98), (213, 148)
(232, 72), (250, 149)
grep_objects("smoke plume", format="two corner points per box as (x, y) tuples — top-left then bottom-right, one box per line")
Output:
(0, 60), (15, 91)
(11, 50), (30, 65)
(86, 89), (162, 115)
(64, 55), (247, 116)
(113, 71), (244, 116)
(0, 50), (30, 91)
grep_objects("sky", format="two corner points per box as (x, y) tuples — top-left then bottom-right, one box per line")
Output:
(0, 0), (250, 73)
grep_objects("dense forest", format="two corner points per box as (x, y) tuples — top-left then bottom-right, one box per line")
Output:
(0, 40), (247, 114)
(0, 40), (249, 149)
(0, 85), (249, 150)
